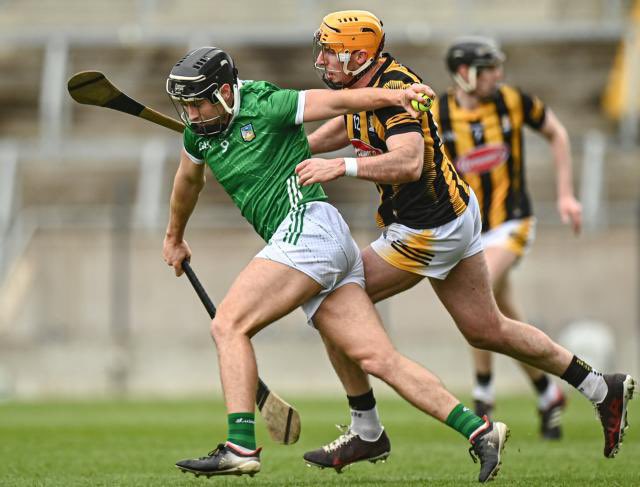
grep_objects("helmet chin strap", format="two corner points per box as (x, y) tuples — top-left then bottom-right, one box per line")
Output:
(210, 83), (241, 132)
(327, 54), (377, 89)
(453, 66), (478, 93)
(317, 48), (380, 90)
(212, 85), (236, 114)
(338, 51), (374, 77)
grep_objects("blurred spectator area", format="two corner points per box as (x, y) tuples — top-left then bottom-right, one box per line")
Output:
(0, 0), (630, 37)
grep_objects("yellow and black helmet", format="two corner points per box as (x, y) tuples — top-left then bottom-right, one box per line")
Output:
(314, 10), (385, 88)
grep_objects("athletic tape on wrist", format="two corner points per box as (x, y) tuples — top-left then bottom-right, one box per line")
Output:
(344, 157), (358, 177)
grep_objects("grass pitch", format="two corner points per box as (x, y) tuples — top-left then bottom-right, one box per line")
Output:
(1, 392), (638, 486)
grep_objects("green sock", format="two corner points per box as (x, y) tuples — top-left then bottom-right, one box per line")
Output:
(227, 412), (256, 450)
(445, 403), (486, 440)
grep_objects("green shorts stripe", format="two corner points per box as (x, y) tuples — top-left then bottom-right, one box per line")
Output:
(291, 204), (306, 245)
(284, 204), (306, 244)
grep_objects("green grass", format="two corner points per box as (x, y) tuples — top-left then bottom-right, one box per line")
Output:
(1, 392), (638, 486)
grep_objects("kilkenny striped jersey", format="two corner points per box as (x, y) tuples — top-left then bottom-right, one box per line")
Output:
(344, 54), (470, 229)
(432, 85), (546, 231)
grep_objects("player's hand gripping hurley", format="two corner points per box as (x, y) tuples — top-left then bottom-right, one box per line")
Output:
(67, 71), (300, 445)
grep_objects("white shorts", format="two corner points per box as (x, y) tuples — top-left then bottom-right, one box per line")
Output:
(481, 217), (536, 258)
(370, 190), (484, 280)
(256, 201), (365, 322)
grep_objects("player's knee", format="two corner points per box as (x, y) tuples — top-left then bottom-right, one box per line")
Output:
(358, 349), (396, 379)
(209, 316), (225, 343)
(462, 317), (503, 350)
(465, 331), (493, 349)
(210, 313), (244, 344)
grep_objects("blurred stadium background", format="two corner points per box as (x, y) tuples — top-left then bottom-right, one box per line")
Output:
(0, 0), (638, 401)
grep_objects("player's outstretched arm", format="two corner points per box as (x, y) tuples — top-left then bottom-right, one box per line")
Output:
(163, 150), (206, 276)
(302, 83), (435, 123)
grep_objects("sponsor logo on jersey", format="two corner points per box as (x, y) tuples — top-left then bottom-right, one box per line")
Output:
(198, 140), (212, 152)
(455, 144), (509, 175)
(240, 123), (256, 142)
(350, 139), (383, 157)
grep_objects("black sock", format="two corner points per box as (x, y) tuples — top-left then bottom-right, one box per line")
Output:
(560, 355), (592, 388)
(476, 373), (492, 386)
(532, 374), (550, 394)
(347, 389), (376, 411)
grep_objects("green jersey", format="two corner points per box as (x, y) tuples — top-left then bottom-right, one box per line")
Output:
(183, 80), (327, 241)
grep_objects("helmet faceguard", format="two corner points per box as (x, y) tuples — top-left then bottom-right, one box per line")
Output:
(313, 10), (385, 89)
(166, 47), (239, 135)
(445, 37), (506, 93)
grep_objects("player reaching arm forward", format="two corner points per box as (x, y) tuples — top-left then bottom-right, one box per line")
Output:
(296, 10), (634, 479)
(162, 46), (507, 483)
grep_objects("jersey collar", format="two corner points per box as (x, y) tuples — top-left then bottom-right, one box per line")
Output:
(367, 53), (394, 88)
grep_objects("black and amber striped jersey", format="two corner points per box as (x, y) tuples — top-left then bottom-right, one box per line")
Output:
(345, 54), (470, 229)
(432, 85), (546, 232)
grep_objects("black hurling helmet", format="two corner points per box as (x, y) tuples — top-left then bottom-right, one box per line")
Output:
(445, 37), (505, 93)
(166, 47), (239, 135)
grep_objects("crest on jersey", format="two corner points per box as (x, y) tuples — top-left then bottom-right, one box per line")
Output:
(455, 143), (509, 175)
(240, 123), (256, 142)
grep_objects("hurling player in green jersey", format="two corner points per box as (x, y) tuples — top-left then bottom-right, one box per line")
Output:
(162, 47), (507, 482)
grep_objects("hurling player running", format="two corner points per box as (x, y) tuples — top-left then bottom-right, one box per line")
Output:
(432, 36), (582, 439)
(163, 46), (508, 482)
(296, 10), (634, 478)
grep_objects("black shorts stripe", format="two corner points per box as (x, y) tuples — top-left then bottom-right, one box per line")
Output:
(393, 240), (435, 259)
(391, 241), (433, 266)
